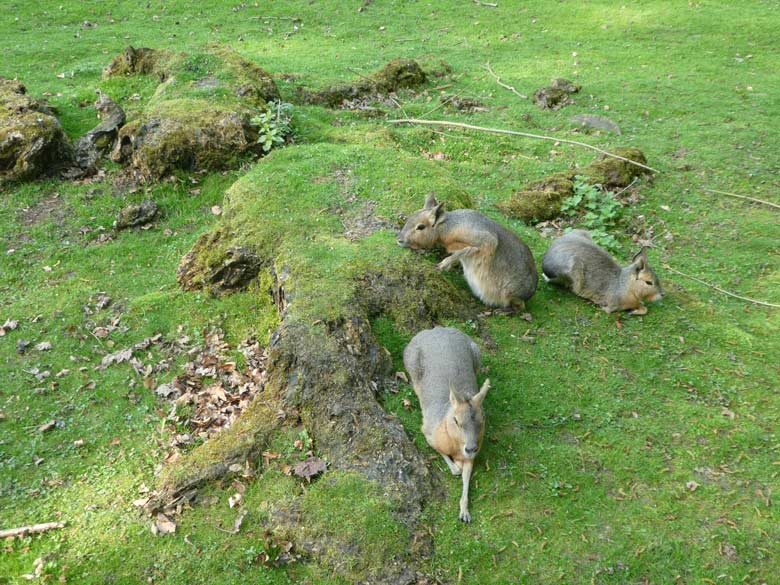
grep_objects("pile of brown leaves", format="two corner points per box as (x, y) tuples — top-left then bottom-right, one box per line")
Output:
(155, 330), (268, 439)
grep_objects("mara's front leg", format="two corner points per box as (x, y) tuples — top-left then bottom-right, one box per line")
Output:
(442, 454), (462, 476)
(459, 459), (474, 523)
(436, 246), (479, 271)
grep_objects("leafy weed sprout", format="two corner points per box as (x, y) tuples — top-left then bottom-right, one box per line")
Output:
(560, 176), (624, 251)
(250, 101), (293, 152)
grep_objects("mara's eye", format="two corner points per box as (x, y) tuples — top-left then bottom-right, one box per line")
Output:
(453, 417), (460, 427)
(416, 224), (426, 231)
(645, 280), (654, 286)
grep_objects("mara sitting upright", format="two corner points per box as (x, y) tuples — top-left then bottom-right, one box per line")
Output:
(403, 326), (490, 522)
(397, 193), (538, 311)
(542, 229), (663, 315)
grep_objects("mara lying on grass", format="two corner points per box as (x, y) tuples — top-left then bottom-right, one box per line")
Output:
(397, 193), (538, 311)
(542, 229), (663, 315)
(403, 326), (490, 522)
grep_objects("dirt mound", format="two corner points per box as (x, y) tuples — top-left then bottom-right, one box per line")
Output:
(298, 58), (426, 108)
(105, 45), (281, 180)
(0, 77), (73, 183)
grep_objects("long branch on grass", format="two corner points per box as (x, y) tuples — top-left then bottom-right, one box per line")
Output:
(664, 265), (780, 308)
(0, 522), (65, 538)
(484, 62), (527, 99)
(703, 188), (780, 211)
(387, 118), (660, 173)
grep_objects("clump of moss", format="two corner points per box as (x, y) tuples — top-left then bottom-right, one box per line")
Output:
(496, 172), (575, 223)
(580, 146), (649, 189)
(298, 58), (427, 108)
(0, 77), (73, 183)
(102, 46), (173, 78)
(533, 78), (581, 110)
(104, 44), (280, 180)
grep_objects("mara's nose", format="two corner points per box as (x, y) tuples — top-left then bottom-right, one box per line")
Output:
(465, 445), (479, 456)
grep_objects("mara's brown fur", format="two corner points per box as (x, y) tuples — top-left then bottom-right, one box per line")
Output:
(397, 193), (538, 310)
(403, 326), (490, 522)
(542, 229), (663, 315)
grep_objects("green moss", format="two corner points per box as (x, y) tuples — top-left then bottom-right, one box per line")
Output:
(580, 147), (650, 188)
(299, 58), (426, 107)
(294, 471), (410, 582)
(0, 77), (73, 182)
(496, 172), (574, 223)
(105, 45), (280, 179)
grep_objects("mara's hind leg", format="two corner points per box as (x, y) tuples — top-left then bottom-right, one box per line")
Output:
(567, 258), (587, 296)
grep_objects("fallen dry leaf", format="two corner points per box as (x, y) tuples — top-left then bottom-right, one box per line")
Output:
(686, 480), (700, 492)
(35, 341), (52, 351)
(153, 513), (176, 535)
(38, 420), (56, 433)
(99, 348), (133, 369)
(292, 456), (327, 481)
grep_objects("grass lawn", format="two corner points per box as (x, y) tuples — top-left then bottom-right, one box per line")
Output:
(2, 1), (779, 583)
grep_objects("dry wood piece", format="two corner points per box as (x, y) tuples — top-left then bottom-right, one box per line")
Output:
(484, 62), (527, 99)
(664, 265), (780, 308)
(0, 521), (65, 539)
(703, 188), (780, 211)
(387, 118), (660, 173)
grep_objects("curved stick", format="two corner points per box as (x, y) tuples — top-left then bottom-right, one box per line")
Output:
(387, 118), (659, 174)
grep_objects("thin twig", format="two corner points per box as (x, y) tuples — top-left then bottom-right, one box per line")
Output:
(389, 97), (410, 119)
(484, 62), (527, 99)
(0, 522), (65, 539)
(346, 67), (376, 84)
(419, 94), (456, 119)
(664, 265), (780, 308)
(387, 118), (660, 173)
(703, 188), (780, 211)
(473, 0), (498, 6)
(614, 176), (640, 197)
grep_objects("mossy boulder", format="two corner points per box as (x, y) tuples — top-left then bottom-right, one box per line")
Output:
(0, 77), (73, 183)
(114, 199), (159, 230)
(105, 44), (280, 180)
(298, 58), (427, 108)
(496, 172), (575, 223)
(580, 146), (650, 189)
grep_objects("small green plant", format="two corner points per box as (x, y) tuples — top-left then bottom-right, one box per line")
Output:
(250, 101), (293, 152)
(561, 176), (624, 251)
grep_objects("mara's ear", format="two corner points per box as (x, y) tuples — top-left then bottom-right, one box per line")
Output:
(632, 247), (648, 272)
(429, 202), (446, 226)
(473, 378), (491, 406)
(449, 383), (463, 408)
(424, 192), (439, 209)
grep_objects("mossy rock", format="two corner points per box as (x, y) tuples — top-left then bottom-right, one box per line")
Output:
(580, 146), (649, 189)
(104, 44), (280, 180)
(496, 172), (575, 223)
(0, 77), (73, 183)
(298, 58), (427, 108)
